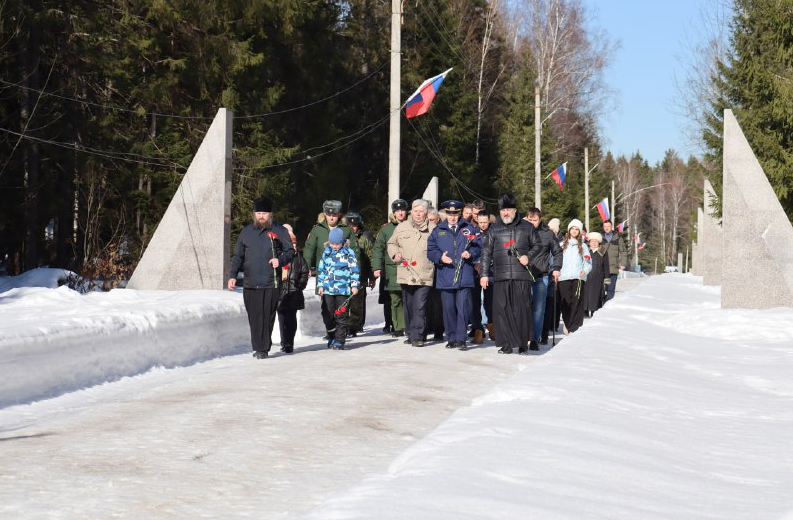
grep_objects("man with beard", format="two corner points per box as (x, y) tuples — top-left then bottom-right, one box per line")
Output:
(304, 200), (360, 340)
(373, 199), (410, 337)
(479, 194), (542, 355)
(228, 197), (294, 359)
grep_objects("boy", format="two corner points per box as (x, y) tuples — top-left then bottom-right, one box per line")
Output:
(317, 227), (360, 350)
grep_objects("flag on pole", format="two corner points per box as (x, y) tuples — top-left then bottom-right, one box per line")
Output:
(550, 162), (567, 191)
(635, 232), (646, 250)
(404, 68), (453, 119)
(617, 220), (628, 233)
(596, 197), (610, 222)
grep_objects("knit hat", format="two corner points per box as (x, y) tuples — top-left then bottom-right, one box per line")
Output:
(547, 218), (560, 234)
(328, 227), (344, 245)
(567, 218), (584, 231)
(588, 231), (603, 243)
(254, 197), (273, 212)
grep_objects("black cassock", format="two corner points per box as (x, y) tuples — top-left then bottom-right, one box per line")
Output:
(493, 280), (533, 349)
(583, 249), (610, 314)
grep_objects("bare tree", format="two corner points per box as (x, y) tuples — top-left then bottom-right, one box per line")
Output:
(474, 0), (506, 164)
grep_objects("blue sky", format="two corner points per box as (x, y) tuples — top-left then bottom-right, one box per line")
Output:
(587, 0), (714, 165)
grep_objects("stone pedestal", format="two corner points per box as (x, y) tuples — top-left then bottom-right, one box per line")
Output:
(127, 108), (233, 290)
(721, 109), (793, 308)
(702, 179), (722, 286)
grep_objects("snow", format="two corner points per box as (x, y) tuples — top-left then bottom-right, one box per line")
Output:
(1, 271), (793, 519)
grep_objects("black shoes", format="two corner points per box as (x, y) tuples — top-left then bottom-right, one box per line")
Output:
(458, 342), (468, 351)
(280, 345), (293, 354)
(347, 330), (358, 338)
(253, 351), (268, 359)
(539, 336), (548, 345)
(391, 330), (405, 337)
(518, 346), (528, 355)
(433, 333), (444, 341)
(323, 329), (336, 340)
(403, 338), (413, 345)
(497, 346), (513, 354)
(529, 341), (540, 351)
(383, 324), (394, 333)
(411, 340), (425, 347)
(445, 341), (456, 349)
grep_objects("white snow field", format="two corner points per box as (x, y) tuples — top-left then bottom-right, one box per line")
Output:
(2, 272), (792, 519)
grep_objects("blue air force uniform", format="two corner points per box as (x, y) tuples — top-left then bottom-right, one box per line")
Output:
(427, 201), (481, 349)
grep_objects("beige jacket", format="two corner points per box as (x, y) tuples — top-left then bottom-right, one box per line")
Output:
(386, 218), (436, 286)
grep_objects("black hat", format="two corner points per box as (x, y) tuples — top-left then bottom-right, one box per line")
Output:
(391, 199), (409, 212)
(322, 200), (343, 214)
(347, 212), (363, 226)
(498, 194), (517, 210)
(440, 200), (464, 214)
(254, 197), (273, 212)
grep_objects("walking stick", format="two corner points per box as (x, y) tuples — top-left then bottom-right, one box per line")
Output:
(552, 277), (557, 346)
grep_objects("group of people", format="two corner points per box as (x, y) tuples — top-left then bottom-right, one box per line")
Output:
(228, 194), (627, 359)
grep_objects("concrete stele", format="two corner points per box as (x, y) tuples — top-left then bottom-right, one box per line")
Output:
(702, 179), (723, 286)
(127, 108), (232, 290)
(721, 109), (793, 308)
(422, 176), (439, 209)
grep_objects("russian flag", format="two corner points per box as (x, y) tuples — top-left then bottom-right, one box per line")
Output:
(405, 68), (453, 119)
(550, 162), (567, 191)
(596, 197), (610, 222)
(617, 220), (628, 233)
(635, 232), (645, 250)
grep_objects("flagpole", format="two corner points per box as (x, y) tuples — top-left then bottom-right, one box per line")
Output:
(584, 147), (589, 231)
(534, 79), (541, 210)
(388, 0), (401, 215)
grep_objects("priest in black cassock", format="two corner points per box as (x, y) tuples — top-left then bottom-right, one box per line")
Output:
(479, 194), (543, 354)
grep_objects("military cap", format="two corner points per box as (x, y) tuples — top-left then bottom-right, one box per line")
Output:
(346, 212), (363, 226)
(322, 199), (343, 214)
(440, 200), (465, 214)
(391, 199), (409, 212)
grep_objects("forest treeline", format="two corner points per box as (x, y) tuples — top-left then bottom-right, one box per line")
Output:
(0, 0), (789, 279)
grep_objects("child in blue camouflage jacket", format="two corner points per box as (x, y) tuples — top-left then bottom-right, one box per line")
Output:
(317, 227), (360, 349)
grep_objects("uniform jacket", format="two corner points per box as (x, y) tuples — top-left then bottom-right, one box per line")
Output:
(531, 222), (564, 278)
(229, 222), (294, 289)
(427, 220), (481, 289)
(558, 237), (593, 282)
(354, 228), (376, 284)
(480, 217), (543, 282)
(317, 245), (360, 295)
(278, 251), (310, 311)
(372, 220), (400, 291)
(303, 220), (360, 273)
(601, 231), (627, 272)
(386, 218), (436, 286)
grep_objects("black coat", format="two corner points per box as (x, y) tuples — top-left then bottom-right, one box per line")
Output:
(278, 251), (310, 310)
(583, 249), (610, 312)
(229, 223), (294, 289)
(480, 217), (543, 282)
(531, 222), (564, 278)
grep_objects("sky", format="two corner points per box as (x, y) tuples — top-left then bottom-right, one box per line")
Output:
(587, 0), (716, 165)
(2, 270), (793, 518)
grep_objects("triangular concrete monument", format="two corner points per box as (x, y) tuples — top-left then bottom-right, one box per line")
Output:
(422, 176), (439, 209)
(721, 109), (793, 308)
(702, 179), (722, 286)
(127, 108), (233, 290)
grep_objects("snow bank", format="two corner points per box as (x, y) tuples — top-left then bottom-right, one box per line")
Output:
(304, 274), (793, 520)
(0, 285), (251, 407)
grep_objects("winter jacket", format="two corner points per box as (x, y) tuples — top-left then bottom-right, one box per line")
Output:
(479, 217), (543, 283)
(278, 251), (310, 311)
(372, 220), (401, 291)
(229, 223), (294, 289)
(583, 248), (610, 312)
(601, 231), (627, 272)
(427, 220), (481, 289)
(317, 245), (360, 295)
(558, 237), (593, 282)
(386, 218), (436, 286)
(354, 228), (376, 285)
(530, 222), (564, 278)
(303, 221), (360, 273)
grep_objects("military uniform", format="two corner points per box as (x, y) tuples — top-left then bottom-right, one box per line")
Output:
(346, 212), (375, 335)
(372, 199), (409, 336)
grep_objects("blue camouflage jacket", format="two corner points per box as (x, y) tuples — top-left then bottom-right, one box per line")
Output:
(317, 245), (360, 295)
(427, 220), (481, 289)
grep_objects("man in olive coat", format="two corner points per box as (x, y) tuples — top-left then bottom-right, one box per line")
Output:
(303, 200), (360, 339)
(346, 212), (375, 336)
(372, 199), (409, 337)
(228, 197), (294, 359)
(601, 219), (627, 301)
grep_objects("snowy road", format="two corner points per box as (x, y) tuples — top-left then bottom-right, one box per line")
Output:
(0, 330), (524, 519)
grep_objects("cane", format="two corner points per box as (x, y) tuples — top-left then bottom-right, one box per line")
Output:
(552, 277), (557, 346)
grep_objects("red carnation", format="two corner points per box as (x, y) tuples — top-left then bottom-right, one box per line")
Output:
(467, 234), (475, 241)
(402, 260), (409, 266)
(334, 309), (341, 315)
(503, 242), (510, 248)
(282, 264), (289, 270)
(584, 255), (591, 261)
(267, 231), (278, 239)
(339, 306), (347, 312)
(509, 239), (516, 246)
(411, 261), (417, 266)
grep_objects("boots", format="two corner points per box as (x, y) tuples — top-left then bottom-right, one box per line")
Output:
(486, 323), (495, 342)
(473, 329), (484, 344)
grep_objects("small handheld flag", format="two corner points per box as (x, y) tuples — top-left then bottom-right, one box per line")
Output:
(550, 162), (567, 191)
(595, 197), (610, 222)
(405, 68), (453, 119)
(617, 220), (628, 233)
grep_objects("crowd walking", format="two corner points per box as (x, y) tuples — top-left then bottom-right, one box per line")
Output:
(229, 194), (629, 359)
